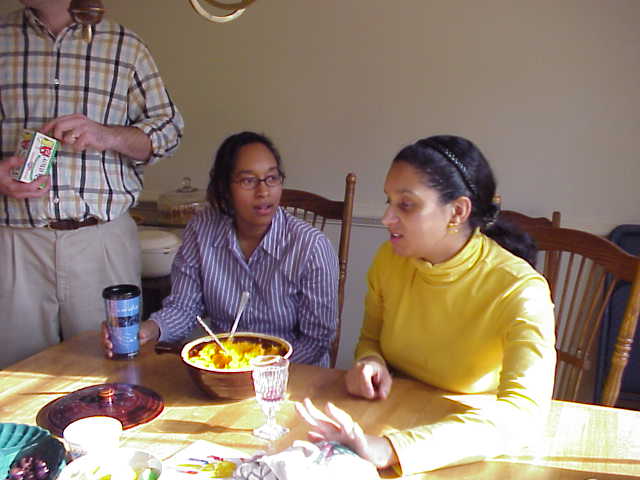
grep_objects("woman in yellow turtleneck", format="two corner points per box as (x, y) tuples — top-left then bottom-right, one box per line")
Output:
(297, 135), (556, 475)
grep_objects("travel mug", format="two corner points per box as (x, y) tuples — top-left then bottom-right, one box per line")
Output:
(103, 284), (141, 359)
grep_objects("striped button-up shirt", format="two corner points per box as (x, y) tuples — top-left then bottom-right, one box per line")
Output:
(151, 207), (339, 367)
(0, 8), (184, 227)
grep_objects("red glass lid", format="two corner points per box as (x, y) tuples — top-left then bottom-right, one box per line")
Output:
(36, 383), (163, 437)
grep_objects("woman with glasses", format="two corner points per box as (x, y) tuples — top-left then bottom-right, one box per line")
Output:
(102, 131), (339, 366)
(297, 135), (555, 473)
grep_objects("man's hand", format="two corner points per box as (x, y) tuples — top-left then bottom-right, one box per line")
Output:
(0, 156), (51, 199)
(41, 114), (152, 161)
(345, 356), (393, 400)
(42, 114), (115, 153)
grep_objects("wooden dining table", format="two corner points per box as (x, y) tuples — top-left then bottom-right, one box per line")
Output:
(1, 331), (639, 480)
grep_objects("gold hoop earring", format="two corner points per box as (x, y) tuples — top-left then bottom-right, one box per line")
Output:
(447, 222), (459, 234)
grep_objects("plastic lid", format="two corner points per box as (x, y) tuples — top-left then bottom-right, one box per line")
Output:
(103, 284), (141, 300)
(138, 228), (181, 251)
(36, 383), (164, 437)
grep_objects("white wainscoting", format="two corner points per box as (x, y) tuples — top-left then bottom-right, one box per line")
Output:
(321, 217), (388, 369)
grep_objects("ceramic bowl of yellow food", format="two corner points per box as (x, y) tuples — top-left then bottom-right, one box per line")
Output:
(181, 332), (292, 400)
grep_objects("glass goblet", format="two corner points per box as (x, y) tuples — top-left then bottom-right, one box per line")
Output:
(251, 354), (290, 440)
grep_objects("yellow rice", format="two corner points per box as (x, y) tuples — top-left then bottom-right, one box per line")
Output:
(188, 339), (282, 369)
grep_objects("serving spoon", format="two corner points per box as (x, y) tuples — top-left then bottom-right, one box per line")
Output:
(195, 315), (230, 355)
(228, 291), (250, 342)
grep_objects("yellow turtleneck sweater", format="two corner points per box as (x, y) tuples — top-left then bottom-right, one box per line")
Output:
(355, 230), (556, 474)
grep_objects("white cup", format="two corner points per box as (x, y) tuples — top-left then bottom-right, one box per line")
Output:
(63, 416), (123, 461)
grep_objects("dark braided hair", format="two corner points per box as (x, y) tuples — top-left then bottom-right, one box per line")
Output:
(393, 135), (537, 266)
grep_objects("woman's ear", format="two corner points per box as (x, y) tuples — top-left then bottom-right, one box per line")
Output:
(450, 196), (472, 225)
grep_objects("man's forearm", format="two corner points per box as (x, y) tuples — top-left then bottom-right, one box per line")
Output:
(107, 125), (152, 162)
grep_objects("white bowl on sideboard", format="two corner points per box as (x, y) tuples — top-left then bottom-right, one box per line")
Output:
(138, 228), (182, 278)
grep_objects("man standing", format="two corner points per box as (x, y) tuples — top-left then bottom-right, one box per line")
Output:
(0, 0), (184, 368)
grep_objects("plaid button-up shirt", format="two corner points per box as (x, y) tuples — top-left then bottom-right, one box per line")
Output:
(0, 8), (184, 227)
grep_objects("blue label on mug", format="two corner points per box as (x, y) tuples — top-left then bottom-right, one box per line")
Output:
(106, 297), (139, 318)
(110, 324), (140, 355)
(105, 297), (140, 328)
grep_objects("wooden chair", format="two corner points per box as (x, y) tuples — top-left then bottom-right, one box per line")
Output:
(524, 225), (640, 406)
(499, 209), (561, 282)
(499, 209), (561, 230)
(280, 173), (356, 367)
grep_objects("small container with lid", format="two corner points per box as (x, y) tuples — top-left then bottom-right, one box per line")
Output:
(157, 177), (208, 225)
(63, 416), (123, 461)
(103, 284), (141, 359)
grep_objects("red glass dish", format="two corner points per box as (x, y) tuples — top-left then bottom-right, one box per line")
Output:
(36, 383), (163, 437)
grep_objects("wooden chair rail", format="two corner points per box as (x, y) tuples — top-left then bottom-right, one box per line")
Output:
(499, 209), (561, 230)
(490, 212), (640, 407)
(280, 173), (356, 367)
(524, 225), (640, 406)
(280, 189), (345, 219)
(527, 226), (638, 280)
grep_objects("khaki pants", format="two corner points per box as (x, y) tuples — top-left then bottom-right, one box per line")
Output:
(0, 214), (141, 369)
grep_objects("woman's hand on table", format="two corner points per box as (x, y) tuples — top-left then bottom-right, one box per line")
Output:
(101, 319), (160, 358)
(296, 398), (398, 469)
(345, 356), (392, 400)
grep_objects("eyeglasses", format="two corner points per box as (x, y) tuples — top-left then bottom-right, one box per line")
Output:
(233, 173), (285, 190)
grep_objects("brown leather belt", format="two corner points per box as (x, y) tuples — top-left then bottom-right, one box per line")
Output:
(46, 217), (99, 230)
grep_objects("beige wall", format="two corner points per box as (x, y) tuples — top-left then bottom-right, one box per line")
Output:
(3, 1), (639, 368)
(3, 0), (638, 232)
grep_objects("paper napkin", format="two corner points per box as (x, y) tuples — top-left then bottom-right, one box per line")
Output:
(162, 440), (251, 480)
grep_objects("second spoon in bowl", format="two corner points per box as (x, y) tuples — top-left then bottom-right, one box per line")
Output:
(228, 291), (250, 342)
